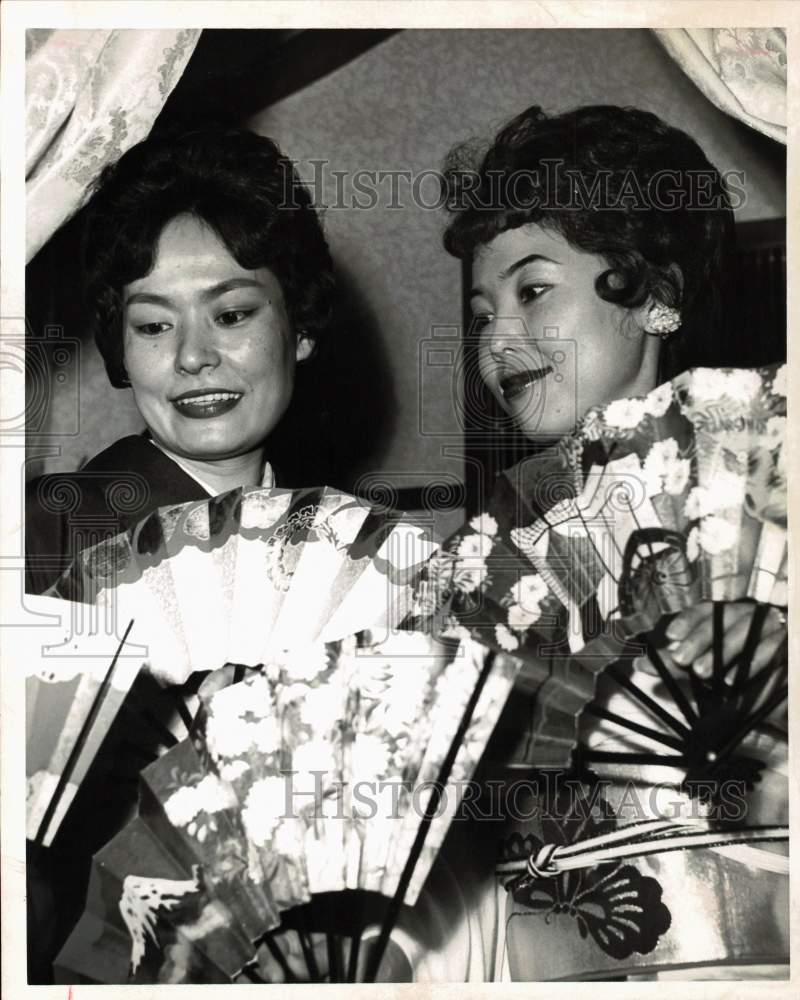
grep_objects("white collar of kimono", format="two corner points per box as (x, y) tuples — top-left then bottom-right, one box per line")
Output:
(148, 439), (275, 495)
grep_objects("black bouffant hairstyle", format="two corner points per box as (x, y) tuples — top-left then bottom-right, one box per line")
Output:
(441, 105), (735, 374)
(82, 127), (334, 387)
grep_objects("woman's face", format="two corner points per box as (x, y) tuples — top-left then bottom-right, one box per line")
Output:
(122, 214), (312, 463)
(470, 224), (661, 439)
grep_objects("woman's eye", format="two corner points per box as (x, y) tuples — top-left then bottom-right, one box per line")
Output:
(217, 309), (253, 327)
(135, 322), (171, 336)
(519, 284), (548, 305)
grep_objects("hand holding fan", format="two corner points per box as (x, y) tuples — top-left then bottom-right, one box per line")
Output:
(407, 364), (787, 779)
(413, 364), (787, 980)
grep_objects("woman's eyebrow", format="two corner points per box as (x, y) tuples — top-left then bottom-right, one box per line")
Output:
(470, 253), (561, 298)
(124, 291), (172, 307)
(125, 278), (266, 307)
(200, 278), (267, 301)
(500, 253), (561, 279)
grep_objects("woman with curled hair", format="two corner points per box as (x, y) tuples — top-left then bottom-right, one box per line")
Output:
(439, 103), (784, 691)
(442, 103), (734, 430)
(26, 127), (334, 595)
(421, 104), (787, 982)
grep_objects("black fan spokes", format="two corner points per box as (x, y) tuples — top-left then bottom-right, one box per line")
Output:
(108, 671), (205, 786)
(251, 892), (386, 983)
(579, 602), (787, 797)
(574, 513), (788, 794)
(34, 619), (136, 844)
(232, 648), (502, 984)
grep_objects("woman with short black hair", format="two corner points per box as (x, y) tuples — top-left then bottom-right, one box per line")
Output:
(26, 127), (334, 595)
(25, 126), (335, 981)
(442, 103), (734, 408)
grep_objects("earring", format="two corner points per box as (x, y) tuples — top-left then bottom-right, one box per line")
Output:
(118, 368), (131, 388)
(644, 303), (681, 339)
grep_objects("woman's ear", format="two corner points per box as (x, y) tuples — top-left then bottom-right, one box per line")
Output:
(635, 263), (685, 333)
(295, 333), (315, 362)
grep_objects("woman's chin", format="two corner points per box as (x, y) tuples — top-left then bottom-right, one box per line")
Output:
(153, 432), (265, 466)
(512, 412), (576, 443)
(503, 394), (576, 442)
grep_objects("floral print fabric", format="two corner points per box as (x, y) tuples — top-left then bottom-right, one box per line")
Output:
(406, 365), (787, 765)
(654, 29), (786, 143)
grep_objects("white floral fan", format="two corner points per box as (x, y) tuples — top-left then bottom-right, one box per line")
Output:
(50, 485), (438, 685)
(35, 484), (439, 852)
(407, 364), (787, 782)
(53, 630), (522, 983)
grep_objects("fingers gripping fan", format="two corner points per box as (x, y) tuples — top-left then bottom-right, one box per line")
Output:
(54, 632), (522, 983)
(51, 486), (437, 685)
(408, 365), (787, 776)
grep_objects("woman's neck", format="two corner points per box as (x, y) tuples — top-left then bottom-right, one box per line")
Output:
(152, 441), (269, 495)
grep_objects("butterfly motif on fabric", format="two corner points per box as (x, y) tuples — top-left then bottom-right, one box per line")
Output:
(499, 789), (671, 961)
(120, 867), (201, 974)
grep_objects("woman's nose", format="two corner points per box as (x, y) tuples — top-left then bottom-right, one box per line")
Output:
(487, 315), (528, 360)
(174, 321), (220, 374)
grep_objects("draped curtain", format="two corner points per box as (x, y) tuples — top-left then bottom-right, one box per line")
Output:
(653, 28), (786, 144)
(26, 28), (200, 263)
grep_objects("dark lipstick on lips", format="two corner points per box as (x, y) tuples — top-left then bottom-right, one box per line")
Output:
(170, 388), (243, 419)
(500, 366), (553, 402)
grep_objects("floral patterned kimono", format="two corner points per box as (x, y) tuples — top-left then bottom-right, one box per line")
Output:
(404, 363), (787, 980)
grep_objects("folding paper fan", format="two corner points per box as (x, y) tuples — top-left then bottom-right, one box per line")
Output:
(50, 485), (438, 685)
(53, 630), (522, 983)
(24, 595), (148, 847)
(406, 364), (787, 776)
(24, 593), (232, 850)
